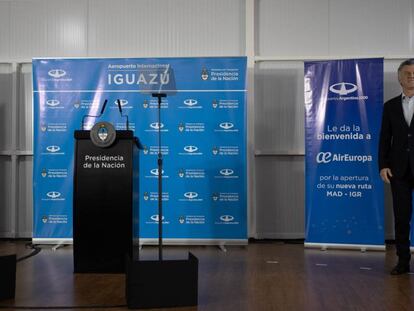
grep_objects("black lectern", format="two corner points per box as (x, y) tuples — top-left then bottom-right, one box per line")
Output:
(73, 128), (140, 273)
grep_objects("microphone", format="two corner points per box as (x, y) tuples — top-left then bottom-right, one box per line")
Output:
(100, 99), (108, 115)
(81, 99), (108, 130)
(117, 99), (123, 114)
(116, 99), (129, 131)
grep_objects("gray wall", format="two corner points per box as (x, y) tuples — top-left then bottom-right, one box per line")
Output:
(0, 0), (413, 239)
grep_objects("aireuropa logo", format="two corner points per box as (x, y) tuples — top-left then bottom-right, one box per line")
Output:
(184, 146), (198, 153)
(220, 168), (234, 176)
(48, 69), (66, 78)
(329, 82), (357, 95)
(46, 99), (60, 107)
(184, 192), (198, 199)
(316, 152), (332, 164)
(316, 152), (372, 164)
(46, 145), (60, 153)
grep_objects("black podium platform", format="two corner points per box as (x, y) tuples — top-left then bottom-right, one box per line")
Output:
(0, 254), (16, 300)
(73, 130), (139, 273)
(126, 253), (198, 309)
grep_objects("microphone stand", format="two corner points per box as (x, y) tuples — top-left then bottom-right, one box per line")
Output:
(152, 93), (166, 261)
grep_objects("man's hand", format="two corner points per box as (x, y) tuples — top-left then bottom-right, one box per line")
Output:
(380, 168), (393, 184)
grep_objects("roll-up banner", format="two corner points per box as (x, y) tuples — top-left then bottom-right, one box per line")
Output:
(32, 57), (247, 245)
(304, 58), (385, 250)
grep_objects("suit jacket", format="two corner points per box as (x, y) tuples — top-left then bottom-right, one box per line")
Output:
(378, 94), (414, 177)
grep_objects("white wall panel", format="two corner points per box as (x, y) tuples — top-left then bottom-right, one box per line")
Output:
(88, 0), (244, 57)
(255, 61), (304, 153)
(255, 156), (305, 239)
(257, 0), (329, 57)
(329, 0), (413, 56)
(10, 0), (88, 59)
(0, 2), (10, 59)
(0, 64), (12, 151)
(0, 158), (12, 236)
(18, 64), (33, 151)
(17, 156), (33, 237)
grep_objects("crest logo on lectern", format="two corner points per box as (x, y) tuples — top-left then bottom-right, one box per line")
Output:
(42, 216), (48, 223)
(90, 121), (116, 148)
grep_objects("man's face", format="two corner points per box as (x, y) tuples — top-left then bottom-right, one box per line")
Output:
(399, 64), (414, 91)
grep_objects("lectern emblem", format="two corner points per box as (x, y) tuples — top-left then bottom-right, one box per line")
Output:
(90, 121), (116, 148)
(179, 216), (185, 224)
(212, 193), (219, 201)
(178, 169), (184, 178)
(143, 192), (149, 201)
(41, 169), (47, 178)
(212, 147), (218, 155)
(178, 123), (184, 132)
(143, 100), (149, 109)
(98, 127), (108, 141)
(212, 99), (218, 109)
(42, 216), (48, 223)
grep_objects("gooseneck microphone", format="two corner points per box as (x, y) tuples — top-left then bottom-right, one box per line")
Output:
(81, 99), (108, 130)
(116, 99), (130, 131)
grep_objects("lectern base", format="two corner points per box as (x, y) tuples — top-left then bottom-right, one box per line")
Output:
(126, 252), (198, 309)
(0, 255), (16, 301)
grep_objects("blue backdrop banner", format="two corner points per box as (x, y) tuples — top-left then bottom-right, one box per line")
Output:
(304, 58), (384, 247)
(32, 57), (247, 243)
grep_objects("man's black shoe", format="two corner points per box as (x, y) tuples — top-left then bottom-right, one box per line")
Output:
(390, 265), (410, 275)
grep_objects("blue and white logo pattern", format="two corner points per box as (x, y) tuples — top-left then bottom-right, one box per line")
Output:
(33, 57), (247, 241)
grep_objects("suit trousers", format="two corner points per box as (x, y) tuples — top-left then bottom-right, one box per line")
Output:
(390, 167), (414, 265)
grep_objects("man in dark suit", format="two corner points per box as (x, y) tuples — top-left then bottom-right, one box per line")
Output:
(379, 58), (414, 275)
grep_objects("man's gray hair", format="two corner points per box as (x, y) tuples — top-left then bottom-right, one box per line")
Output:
(398, 59), (414, 73)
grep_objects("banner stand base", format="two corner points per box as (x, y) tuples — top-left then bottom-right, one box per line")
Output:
(126, 252), (198, 309)
(305, 242), (385, 252)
